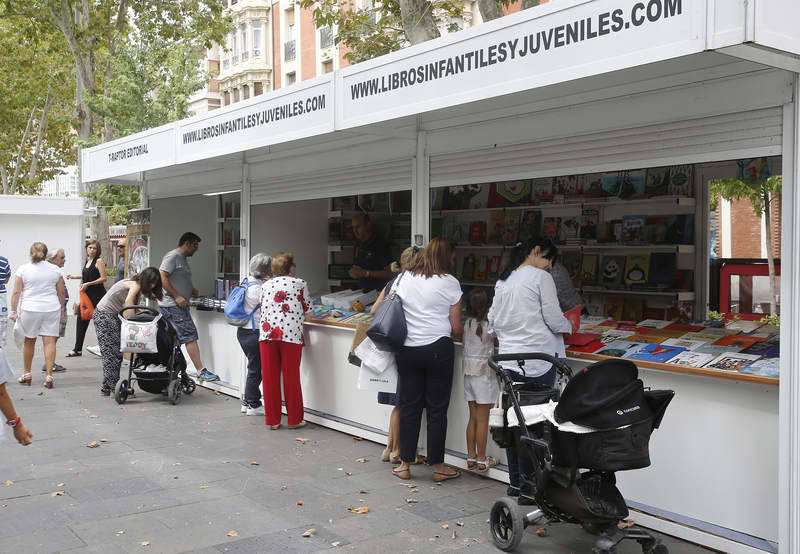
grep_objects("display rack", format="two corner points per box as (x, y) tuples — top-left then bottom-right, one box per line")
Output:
(216, 192), (241, 281)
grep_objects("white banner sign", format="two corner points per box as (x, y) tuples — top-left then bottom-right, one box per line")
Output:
(340, 0), (705, 129)
(82, 127), (176, 183)
(177, 78), (334, 164)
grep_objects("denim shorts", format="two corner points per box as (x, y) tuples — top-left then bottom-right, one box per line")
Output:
(159, 305), (199, 344)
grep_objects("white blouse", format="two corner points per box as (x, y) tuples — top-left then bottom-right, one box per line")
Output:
(462, 319), (494, 377)
(395, 272), (463, 347)
(488, 265), (572, 377)
(258, 276), (312, 345)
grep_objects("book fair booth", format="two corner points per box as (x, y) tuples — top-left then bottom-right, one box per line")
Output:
(82, 1), (800, 551)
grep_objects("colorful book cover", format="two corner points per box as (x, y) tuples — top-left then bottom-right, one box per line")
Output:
(695, 344), (744, 355)
(712, 335), (767, 349)
(583, 173), (605, 198)
(601, 170), (646, 199)
(626, 333), (668, 345)
(532, 178), (554, 203)
(565, 332), (597, 346)
(599, 255), (626, 288)
(622, 298), (644, 322)
(339, 312), (374, 325)
(431, 188), (444, 210)
(636, 319), (673, 329)
(604, 297), (625, 320)
(665, 351), (715, 368)
(566, 340), (607, 353)
(621, 215), (647, 244)
(581, 324), (618, 333)
(747, 324), (780, 337)
(644, 166), (671, 197)
(665, 323), (704, 333)
(564, 305), (582, 335)
(667, 165), (694, 196)
(725, 320), (765, 334)
(739, 357), (779, 377)
(542, 217), (561, 240)
(599, 330), (636, 344)
(741, 341), (780, 357)
(585, 294), (604, 317)
(580, 315), (610, 326)
(679, 332), (721, 343)
(661, 338), (707, 351)
(581, 254), (598, 286)
(596, 340), (647, 357)
(559, 216), (580, 242)
(502, 212), (521, 245)
(518, 210), (543, 242)
(624, 254), (650, 285)
(647, 253), (677, 287)
(580, 209), (600, 240)
(623, 343), (686, 363)
(703, 352), (762, 372)
(487, 211), (506, 244)
(491, 180), (532, 206)
(554, 175), (582, 196)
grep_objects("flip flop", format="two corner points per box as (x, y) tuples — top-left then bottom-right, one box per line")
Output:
(66, 351), (82, 357)
(433, 469), (462, 482)
(392, 467), (411, 480)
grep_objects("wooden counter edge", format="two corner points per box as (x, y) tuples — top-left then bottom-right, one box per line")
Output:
(566, 350), (779, 386)
(305, 319), (362, 330)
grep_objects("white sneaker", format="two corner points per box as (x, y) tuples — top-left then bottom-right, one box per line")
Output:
(246, 405), (265, 416)
(86, 345), (101, 357)
(240, 404), (248, 414)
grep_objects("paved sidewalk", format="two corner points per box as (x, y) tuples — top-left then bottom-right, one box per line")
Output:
(0, 322), (712, 554)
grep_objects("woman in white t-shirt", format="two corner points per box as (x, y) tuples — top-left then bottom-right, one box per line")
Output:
(391, 238), (463, 483)
(9, 243), (66, 389)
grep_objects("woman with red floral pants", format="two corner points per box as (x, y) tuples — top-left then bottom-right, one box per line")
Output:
(258, 252), (313, 430)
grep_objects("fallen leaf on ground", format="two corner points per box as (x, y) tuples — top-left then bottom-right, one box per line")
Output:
(355, 457), (367, 463)
(295, 437), (310, 444)
(618, 519), (635, 529)
(4, 481), (13, 486)
(456, 521), (464, 527)
(405, 498), (418, 504)
(297, 500), (304, 505)
(226, 530), (239, 537)
(87, 442), (100, 448)
(99, 439), (109, 442)
(89, 415), (99, 419)
(140, 541), (150, 546)
(57, 483), (64, 487)
(199, 484), (209, 489)
(536, 527), (548, 537)
(249, 461), (259, 466)
(351, 436), (362, 441)
(51, 491), (66, 496)
(331, 541), (341, 547)
(347, 505), (369, 514)
(358, 499), (365, 503)
(441, 524), (449, 529)
(302, 528), (315, 537)
(345, 472), (352, 476)
(214, 391), (221, 395)
(37, 392), (44, 396)
(402, 483), (417, 488)
(221, 461), (229, 464)
(116, 530), (125, 536)
(452, 530), (457, 539)
(281, 485), (288, 490)
(359, 490), (368, 494)
(172, 476), (179, 480)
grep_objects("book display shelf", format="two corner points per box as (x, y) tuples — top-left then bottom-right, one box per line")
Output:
(216, 192), (241, 282)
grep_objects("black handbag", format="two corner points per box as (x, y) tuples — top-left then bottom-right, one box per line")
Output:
(366, 272), (407, 352)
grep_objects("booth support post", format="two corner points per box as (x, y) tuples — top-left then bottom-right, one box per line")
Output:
(240, 163), (251, 398)
(779, 75), (800, 554)
(139, 172), (148, 209)
(412, 131), (430, 246)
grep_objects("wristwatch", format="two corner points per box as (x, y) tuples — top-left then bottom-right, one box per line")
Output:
(6, 417), (20, 428)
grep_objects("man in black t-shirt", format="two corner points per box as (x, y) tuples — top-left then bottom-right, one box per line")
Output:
(349, 213), (393, 292)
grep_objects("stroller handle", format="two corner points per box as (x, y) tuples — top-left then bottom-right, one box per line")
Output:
(118, 305), (160, 317)
(488, 352), (572, 378)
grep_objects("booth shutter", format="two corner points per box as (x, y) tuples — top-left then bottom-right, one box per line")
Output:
(251, 158), (413, 205)
(429, 107), (782, 187)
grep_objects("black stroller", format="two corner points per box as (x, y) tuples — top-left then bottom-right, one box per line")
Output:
(487, 353), (674, 554)
(114, 306), (196, 405)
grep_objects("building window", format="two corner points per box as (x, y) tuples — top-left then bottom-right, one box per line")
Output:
(223, 91), (230, 105)
(232, 30), (238, 65)
(254, 82), (263, 96)
(286, 72), (296, 85)
(252, 20), (262, 57)
(284, 39), (296, 61)
(240, 24), (248, 62)
(285, 7), (295, 28)
(233, 88), (240, 102)
(243, 84), (249, 99)
(320, 25), (334, 49)
(322, 59), (333, 74)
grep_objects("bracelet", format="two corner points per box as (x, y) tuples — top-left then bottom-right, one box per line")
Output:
(6, 417), (20, 428)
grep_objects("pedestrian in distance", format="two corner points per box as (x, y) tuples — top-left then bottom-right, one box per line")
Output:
(65, 239), (107, 357)
(236, 253), (271, 416)
(115, 238), (127, 283)
(42, 248), (68, 373)
(0, 349), (32, 445)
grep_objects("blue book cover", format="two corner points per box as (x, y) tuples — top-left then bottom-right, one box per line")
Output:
(739, 358), (779, 377)
(623, 344), (686, 363)
(741, 341), (780, 358)
(695, 344), (744, 355)
(647, 253), (677, 287)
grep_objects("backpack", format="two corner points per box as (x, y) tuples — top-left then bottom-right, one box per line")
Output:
(224, 278), (261, 329)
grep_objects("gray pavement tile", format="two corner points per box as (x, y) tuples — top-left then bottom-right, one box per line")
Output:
(68, 512), (170, 548)
(214, 524), (350, 553)
(0, 524), (87, 554)
(66, 475), (164, 502)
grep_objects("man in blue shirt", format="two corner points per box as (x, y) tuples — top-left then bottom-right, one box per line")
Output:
(0, 253), (9, 348)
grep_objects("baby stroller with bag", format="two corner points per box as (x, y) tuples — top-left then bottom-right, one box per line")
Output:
(487, 352), (674, 554)
(114, 306), (195, 405)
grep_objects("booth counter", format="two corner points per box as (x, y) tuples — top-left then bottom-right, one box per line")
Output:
(83, 1), (800, 551)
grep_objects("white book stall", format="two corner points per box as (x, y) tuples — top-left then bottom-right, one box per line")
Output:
(81, 1), (800, 551)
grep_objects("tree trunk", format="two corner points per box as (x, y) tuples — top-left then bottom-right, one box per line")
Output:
(763, 189), (778, 316)
(10, 106), (37, 194)
(477, 0), (503, 22)
(103, 0), (129, 142)
(399, 0), (440, 45)
(1, 167), (8, 195)
(93, 205), (113, 272)
(28, 85), (54, 184)
(521, 0), (542, 9)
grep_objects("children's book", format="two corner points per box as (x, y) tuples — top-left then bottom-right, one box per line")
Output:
(623, 344), (686, 363)
(644, 328), (688, 338)
(678, 332), (722, 343)
(664, 323), (704, 333)
(695, 344), (744, 355)
(603, 297), (625, 321)
(559, 216), (580, 242)
(490, 180), (532, 207)
(644, 166), (671, 197)
(647, 253), (677, 287)
(624, 254), (650, 285)
(712, 335), (766, 349)
(502, 212), (521, 245)
(566, 340), (607, 353)
(532, 178), (554, 203)
(667, 165), (694, 196)
(636, 319), (673, 329)
(725, 320), (765, 334)
(581, 254), (598, 286)
(583, 174), (605, 198)
(741, 340), (780, 357)
(599, 255), (626, 288)
(665, 351), (715, 368)
(580, 209), (600, 240)
(595, 340), (647, 358)
(487, 211), (506, 244)
(554, 175), (582, 196)
(599, 330), (636, 344)
(665, 214), (695, 244)
(739, 357), (780, 377)
(518, 210), (543, 242)
(621, 215), (647, 244)
(626, 333), (668, 345)
(601, 170), (646, 199)
(542, 217), (561, 240)
(703, 352), (762, 372)
(661, 337), (707, 351)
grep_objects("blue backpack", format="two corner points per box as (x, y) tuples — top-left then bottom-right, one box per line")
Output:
(224, 278), (261, 329)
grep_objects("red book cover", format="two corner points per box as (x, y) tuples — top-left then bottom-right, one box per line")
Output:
(565, 332), (597, 346)
(665, 323), (704, 332)
(567, 341), (606, 353)
(712, 335), (767, 349)
(564, 305), (582, 335)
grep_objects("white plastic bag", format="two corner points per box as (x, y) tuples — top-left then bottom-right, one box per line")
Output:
(356, 357), (398, 393)
(119, 314), (161, 354)
(12, 316), (26, 351)
(354, 337), (397, 375)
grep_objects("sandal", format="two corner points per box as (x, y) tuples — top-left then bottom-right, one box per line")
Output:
(466, 457), (477, 470)
(44, 376), (54, 389)
(381, 446), (392, 462)
(66, 351), (82, 358)
(433, 469), (462, 482)
(476, 456), (497, 474)
(412, 454), (427, 465)
(392, 466), (411, 480)
(18, 372), (32, 386)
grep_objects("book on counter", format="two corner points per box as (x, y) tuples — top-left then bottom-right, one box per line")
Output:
(566, 340), (606, 353)
(664, 350), (715, 368)
(581, 254), (599, 286)
(661, 337), (707, 351)
(739, 357), (780, 377)
(703, 352), (762, 372)
(598, 329), (636, 344)
(598, 255), (626, 288)
(601, 170), (646, 199)
(636, 319), (673, 329)
(712, 335), (766, 349)
(595, 340), (647, 357)
(623, 343), (686, 363)
(695, 344), (744, 356)
(626, 333), (668, 345)
(725, 319), (765, 334)
(621, 215), (647, 243)
(741, 340), (780, 358)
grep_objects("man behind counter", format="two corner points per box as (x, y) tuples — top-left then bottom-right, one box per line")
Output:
(348, 213), (393, 292)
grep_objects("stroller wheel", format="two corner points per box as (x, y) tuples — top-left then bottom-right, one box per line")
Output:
(645, 543), (668, 554)
(114, 379), (129, 404)
(489, 497), (525, 552)
(168, 379), (182, 405)
(182, 378), (196, 395)
(582, 522), (611, 536)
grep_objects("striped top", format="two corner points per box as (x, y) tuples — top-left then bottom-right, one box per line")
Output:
(0, 256), (9, 294)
